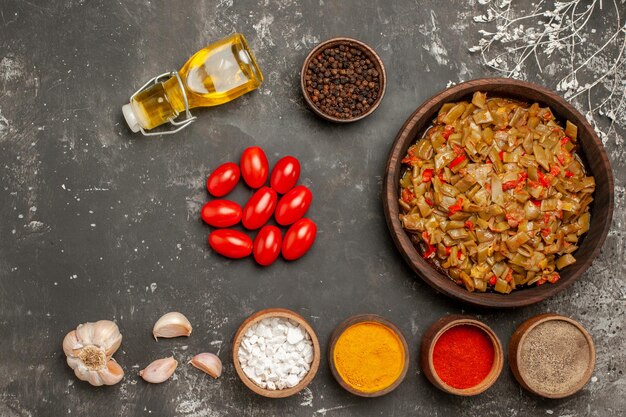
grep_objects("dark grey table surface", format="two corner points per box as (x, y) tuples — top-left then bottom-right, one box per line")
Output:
(1, 1), (624, 416)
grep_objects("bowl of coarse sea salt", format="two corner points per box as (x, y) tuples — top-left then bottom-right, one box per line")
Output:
(232, 308), (321, 398)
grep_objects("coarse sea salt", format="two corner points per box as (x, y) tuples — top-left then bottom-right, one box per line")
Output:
(238, 317), (313, 390)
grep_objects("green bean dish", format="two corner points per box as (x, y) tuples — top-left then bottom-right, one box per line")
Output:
(399, 92), (595, 294)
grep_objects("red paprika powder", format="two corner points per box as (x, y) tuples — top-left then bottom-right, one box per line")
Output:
(432, 325), (494, 389)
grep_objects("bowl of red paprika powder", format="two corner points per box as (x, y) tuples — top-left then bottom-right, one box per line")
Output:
(420, 315), (504, 396)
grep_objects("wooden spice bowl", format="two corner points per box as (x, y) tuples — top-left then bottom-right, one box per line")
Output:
(232, 308), (321, 398)
(420, 315), (504, 396)
(383, 78), (614, 308)
(508, 313), (595, 399)
(328, 314), (409, 397)
(300, 37), (387, 123)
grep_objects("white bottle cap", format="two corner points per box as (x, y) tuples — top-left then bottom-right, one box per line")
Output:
(122, 103), (141, 133)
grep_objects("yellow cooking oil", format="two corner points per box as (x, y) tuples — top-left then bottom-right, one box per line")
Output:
(122, 33), (263, 133)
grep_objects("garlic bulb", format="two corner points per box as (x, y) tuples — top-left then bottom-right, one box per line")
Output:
(152, 312), (192, 340)
(62, 320), (124, 386)
(139, 357), (178, 383)
(190, 353), (222, 378)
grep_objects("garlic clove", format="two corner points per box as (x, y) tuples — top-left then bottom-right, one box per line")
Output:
(91, 320), (123, 355)
(75, 322), (97, 346)
(83, 370), (105, 387)
(63, 330), (81, 357)
(74, 320), (122, 352)
(100, 359), (125, 385)
(66, 355), (83, 370)
(190, 353), (222, 378)
(105, 335), (123, 357)
(152, 312), (192, 340)
(139, 357), (178, 383)
(69, 357), (124, 387)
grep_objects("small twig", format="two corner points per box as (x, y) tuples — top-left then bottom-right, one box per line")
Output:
(566, 27), (626, 100)
(470, 0), (625, 141)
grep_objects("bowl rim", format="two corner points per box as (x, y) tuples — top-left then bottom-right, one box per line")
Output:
(232, 308), (321, 398)
(300, 36), (387, 123)
(383, 77), (614, 308)
(508, 313), (596, 398)
(421, 315), (504, 396)
(327, 313), (410, 397)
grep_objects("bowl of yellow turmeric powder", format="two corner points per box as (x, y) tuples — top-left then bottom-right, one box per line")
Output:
(328, 314), (409, 397)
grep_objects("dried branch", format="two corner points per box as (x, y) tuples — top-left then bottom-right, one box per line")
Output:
(470, 0), (626, 144)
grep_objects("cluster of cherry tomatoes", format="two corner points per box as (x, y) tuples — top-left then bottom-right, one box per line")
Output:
(201, 146), (316, 266)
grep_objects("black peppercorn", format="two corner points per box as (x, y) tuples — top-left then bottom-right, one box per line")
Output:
(305, 42), (381, 120)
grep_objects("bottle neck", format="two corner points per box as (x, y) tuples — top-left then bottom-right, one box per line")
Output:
(163, 76), (187, 114)
(129, 75), (189, 131)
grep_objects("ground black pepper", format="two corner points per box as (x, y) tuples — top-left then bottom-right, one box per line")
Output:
(304, 44), (381, 119)
(519, 320), (592, 396)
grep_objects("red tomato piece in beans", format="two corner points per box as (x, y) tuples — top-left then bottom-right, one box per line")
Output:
(274, 185), (312, 226)
(240, 147), (269, 189)
(242, 186), (278, 230)
(208, 229), (252, 259)
(270, 156), (301, 194)
(207, 162), (240, 197)
(282, 218), (317, 260)
(200, 200), (242, 228)
(253, 225), (282, 266)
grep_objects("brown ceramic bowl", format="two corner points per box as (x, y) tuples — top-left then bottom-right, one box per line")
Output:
(420, 315), (504, 396)
(232, 308), (321, 398)
(300, 37), (386, 123)
(328, 314), (409, 397)
(383, 78), (614, 308)
(508, 313), (595, 399)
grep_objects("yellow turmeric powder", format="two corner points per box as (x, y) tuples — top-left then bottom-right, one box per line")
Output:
(333, 321), (405, 393)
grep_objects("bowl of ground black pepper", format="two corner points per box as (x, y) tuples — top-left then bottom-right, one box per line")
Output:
(300, 37), (386, 122)
(508, 313), (595, 399)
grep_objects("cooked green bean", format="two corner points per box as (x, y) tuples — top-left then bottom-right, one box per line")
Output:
(399, 92), (595, 293)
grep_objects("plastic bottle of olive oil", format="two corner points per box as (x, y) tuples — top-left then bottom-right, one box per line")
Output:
(122, 33), (263, 135)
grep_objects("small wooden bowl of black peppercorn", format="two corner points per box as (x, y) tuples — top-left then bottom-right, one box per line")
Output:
(300, 37), (386, 123)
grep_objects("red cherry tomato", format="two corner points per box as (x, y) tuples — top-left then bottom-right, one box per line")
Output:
(207, 162), (240, 197)
(282, 218), (317, 260)
(208, 229), (252, 259)
(274, 185), (312, 226)
(200, 200), (242, 228)
(242, 186), (277, 230)
(240, 147), (269, 189)
(270, 156), (301, 194)
(253, 225), (282, 266)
